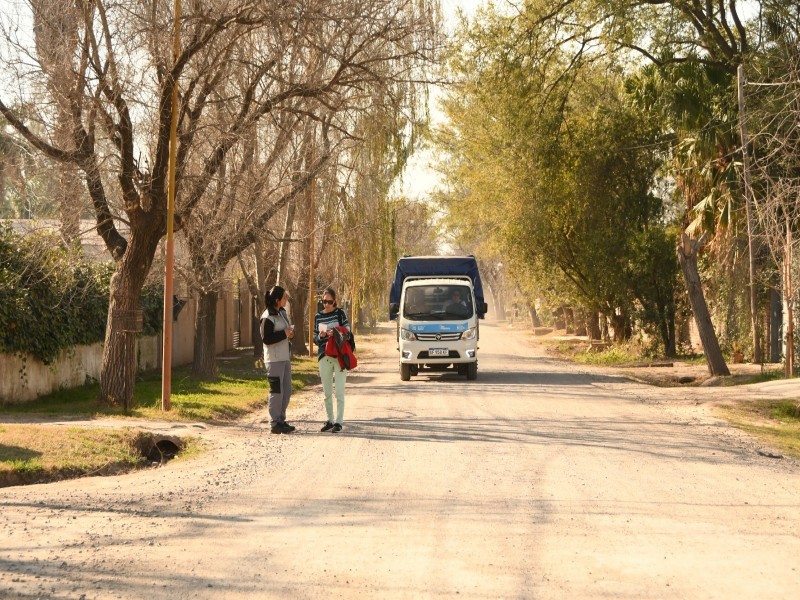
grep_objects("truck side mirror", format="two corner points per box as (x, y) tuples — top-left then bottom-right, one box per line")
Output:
(479, 302), (488, 316)
(389, 302), (399, 313)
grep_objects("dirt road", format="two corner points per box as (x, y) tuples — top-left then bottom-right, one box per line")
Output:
(2, 321), (799, 599)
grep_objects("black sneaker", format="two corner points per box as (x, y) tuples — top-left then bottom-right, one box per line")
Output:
(271, 422), (294, 434)
(320, 421), (334, 432)
(332, 423), (342, 433)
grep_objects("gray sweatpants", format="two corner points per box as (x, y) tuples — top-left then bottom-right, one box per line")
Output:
(266, 360), (292, 425)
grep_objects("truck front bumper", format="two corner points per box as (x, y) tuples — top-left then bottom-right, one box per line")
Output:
(399, 341), (477, 364)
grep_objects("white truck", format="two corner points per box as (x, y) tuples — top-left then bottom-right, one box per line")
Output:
(389, 256), (488, 381)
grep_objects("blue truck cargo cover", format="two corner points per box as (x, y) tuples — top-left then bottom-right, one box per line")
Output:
(389, 255), (486, 320)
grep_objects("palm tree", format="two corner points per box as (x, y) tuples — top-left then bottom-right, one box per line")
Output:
(627, 60), (739, 375)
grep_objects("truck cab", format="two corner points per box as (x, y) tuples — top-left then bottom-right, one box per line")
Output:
(389, 256), (488, 381)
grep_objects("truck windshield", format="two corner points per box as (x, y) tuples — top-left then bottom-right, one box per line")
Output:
(403, 284), (473, 320)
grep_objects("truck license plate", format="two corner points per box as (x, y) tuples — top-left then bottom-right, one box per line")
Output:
(429, 348), (449, 357)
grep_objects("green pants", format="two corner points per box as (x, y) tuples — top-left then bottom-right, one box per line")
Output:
(319, 355), (347, 424)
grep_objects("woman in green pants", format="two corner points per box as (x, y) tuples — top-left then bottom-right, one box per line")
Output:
(313, 287), (350, 433)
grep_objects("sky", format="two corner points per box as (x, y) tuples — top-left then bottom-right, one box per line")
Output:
(399, 0), (486, 201)
(441, 0), (484, 25)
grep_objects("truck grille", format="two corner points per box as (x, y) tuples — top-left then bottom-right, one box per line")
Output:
(415, 332), (462, 341)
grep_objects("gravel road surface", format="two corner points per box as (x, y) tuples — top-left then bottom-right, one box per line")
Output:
(2, 321), (799, 599)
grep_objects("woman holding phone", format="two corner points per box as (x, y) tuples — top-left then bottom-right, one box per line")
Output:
(313, 287), (350, 433)
(260, 285), (295, 434)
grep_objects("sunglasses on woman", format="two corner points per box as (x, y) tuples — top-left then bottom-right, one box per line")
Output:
(322, 299), (334, 305)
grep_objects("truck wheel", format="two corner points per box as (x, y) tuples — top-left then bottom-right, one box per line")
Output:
(400, 363), (412, 381)
(466, 361), (477, 380)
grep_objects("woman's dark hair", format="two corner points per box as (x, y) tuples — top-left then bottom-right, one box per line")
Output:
(322, 287), (337, 307)
(265, 285), (286, 311)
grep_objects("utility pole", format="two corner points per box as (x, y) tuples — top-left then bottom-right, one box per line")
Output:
(737, 64), (762, 364)
(307, 136), (316, 356)
(161, 0), (181, 411)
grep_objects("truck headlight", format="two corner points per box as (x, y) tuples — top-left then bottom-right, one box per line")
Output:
(461, 327), (476, 341)
(400, 328), (417, 341)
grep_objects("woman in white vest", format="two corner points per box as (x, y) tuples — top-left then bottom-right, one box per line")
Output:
(260, 286), (295, 434)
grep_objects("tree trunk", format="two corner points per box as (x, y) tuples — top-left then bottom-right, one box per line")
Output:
(564, 307), (574, 334)
(573, 309), (587, 336)
(349, 258), (362, 333)
(677, 233), (730, 376)
(251, 298), (262, 359)
(58, 166), (82, 243)
(492, 287), (506, 322)
(610, 311), (631, 342)
(192, 289), (218, 380)
(252, 243), (275, 358)
(289, 284), (309, 357)
(664, 304), (677, 358)
(253, 244), (266, 358)
(587, 310), (601, 340)
(769, 287), (782, 363)
(657, 297), (677, 357)
(100, 271), (146, 410)
(529, 303), (542, 328)
(288, 238), (311, 357)
(660, 313), (677, 358)
(31, 0), (81, 243)
(276, 199), (296, 286)
(598, 313), (610, 341)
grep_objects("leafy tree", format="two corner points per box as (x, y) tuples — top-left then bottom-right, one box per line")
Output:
(528, 0), (753, 72)
(626, 60), (739, 372)
(437, 8), (674, 350)
(501, 0), (777, 370)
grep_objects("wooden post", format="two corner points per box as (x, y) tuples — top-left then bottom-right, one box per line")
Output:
(737, 64), (762, 363)
(785, 220), (794, 377)
(351, 259), (358, 331)
(161, 0), (180, 411)
(307, 138), (316, 356)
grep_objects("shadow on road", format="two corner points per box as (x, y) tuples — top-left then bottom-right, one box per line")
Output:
(291, 413), (749, 467)
(349, 365), (634, 402)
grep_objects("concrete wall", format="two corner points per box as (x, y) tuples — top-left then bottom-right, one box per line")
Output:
(1, 282), (256, 403)
(171, 296), (196, 367)
(0, 337), (158, 404)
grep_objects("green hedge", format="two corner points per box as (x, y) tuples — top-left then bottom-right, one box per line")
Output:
(0, 224), (163, 364)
